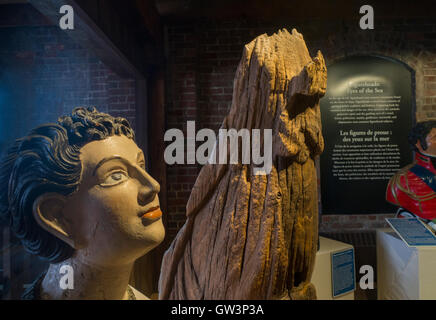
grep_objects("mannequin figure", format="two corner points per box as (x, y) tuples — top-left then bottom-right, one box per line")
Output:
(0, 107), (165, 299)
(386, 121), (436, 230)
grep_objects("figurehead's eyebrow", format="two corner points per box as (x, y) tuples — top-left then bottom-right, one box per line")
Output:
(92, 156), (127, 176)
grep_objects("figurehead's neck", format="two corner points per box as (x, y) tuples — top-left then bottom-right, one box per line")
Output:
(40, 255), (135, 300)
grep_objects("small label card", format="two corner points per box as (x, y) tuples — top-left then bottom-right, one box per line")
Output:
(385, 218), (436, 247)
(331, 248), (356, 298)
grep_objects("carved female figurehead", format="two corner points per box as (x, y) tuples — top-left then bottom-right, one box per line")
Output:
(0, 107), (165, 299)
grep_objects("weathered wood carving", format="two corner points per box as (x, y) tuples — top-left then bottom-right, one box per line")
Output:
(159, 29), (327, 300)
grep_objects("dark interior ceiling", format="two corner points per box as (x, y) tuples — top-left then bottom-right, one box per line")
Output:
(1, 0), (435, 75)
(154, 0), (436, 22)
(2, 0), (436, 30)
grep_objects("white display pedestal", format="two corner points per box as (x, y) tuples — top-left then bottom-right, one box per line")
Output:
(311, 236), (355, 300)
(377, 228), (436, 300)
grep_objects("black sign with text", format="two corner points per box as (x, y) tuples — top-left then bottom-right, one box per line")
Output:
(320, 55), (414, 214)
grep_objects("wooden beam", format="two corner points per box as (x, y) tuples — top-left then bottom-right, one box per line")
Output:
(131, 67), (167, 297)
(28, 0), (147, 78)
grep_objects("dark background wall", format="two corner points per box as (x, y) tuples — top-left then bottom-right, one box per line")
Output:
(0, 25), (136, 154)
(163, 11), (436, 239)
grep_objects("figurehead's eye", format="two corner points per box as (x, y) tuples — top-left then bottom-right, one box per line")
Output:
(138, 161), (146, 170)
(100, 171), (129, 187)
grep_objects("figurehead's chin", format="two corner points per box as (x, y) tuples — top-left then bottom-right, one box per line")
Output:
(135, 218), (165, 249)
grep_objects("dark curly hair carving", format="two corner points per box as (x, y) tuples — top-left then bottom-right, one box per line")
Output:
(408, 120), (436, 152)
(0, 107), (135, 263)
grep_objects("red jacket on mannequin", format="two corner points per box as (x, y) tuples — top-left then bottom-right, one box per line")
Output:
(386, 121), (436, 222)
(386, 152), (436, 220)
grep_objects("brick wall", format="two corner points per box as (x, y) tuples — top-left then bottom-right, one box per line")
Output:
(0, 25), (136, 151)
(164, 16), (436, 239)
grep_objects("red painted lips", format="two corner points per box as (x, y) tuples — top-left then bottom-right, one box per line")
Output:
(141, 206), (162, 220)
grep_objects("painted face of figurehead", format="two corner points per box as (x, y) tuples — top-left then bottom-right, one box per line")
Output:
(55, 135), (165, 266)
(75, 135), (164, 264)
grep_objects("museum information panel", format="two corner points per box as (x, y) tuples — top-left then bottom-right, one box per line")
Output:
(321, 56), (413, 214)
